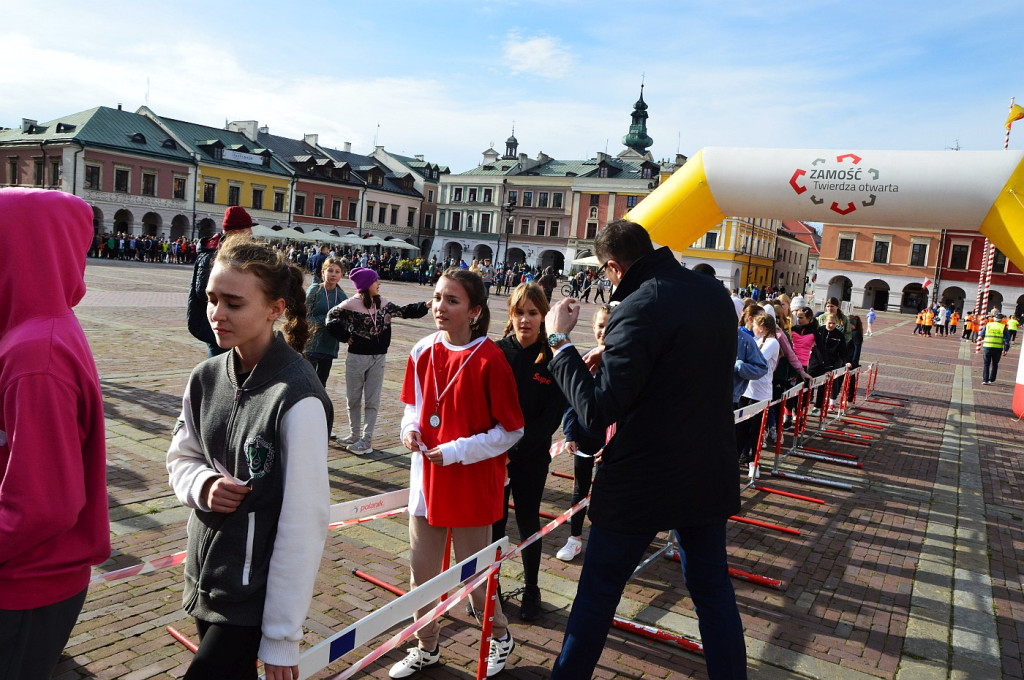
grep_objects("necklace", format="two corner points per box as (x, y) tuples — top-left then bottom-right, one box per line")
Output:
(323, 283), (340, 310)
(428, 333), (484, 428)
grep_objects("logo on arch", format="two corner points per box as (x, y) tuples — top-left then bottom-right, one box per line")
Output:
(788, 154), (898, 217)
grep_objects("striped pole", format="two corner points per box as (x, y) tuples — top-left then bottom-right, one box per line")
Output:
(1005, 97), (1016, 151)
(976, 240), (996, 353)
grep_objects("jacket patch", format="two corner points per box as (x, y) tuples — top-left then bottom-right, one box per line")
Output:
(245, 434), (275, 479)
(172, 419), (184, 436)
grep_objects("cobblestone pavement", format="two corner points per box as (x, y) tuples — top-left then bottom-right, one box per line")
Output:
(53, 258), (1024, 679)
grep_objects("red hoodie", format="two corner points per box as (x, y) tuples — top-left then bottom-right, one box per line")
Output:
(0, 188), (110, 609)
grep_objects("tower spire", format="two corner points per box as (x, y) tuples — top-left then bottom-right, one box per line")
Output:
(622, 80), (653, 154)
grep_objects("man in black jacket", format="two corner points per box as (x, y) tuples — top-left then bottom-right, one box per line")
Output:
(545, 220), (746, 679)
(186, 206), (254, 356)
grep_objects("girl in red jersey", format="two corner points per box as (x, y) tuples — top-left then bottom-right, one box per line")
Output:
(390, 268), (525, 679)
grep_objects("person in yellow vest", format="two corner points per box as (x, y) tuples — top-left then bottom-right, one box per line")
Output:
(980, 314), (1011, 384)
(922, 307), (934, 337)
(1008, 315), (1020, 344)
(950, 310), (960, 337)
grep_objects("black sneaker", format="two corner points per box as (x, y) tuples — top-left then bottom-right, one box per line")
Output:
(519, 585), (542, 621)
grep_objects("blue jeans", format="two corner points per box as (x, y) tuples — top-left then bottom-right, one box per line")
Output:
(550, 521), (746, 680)
(983, 347), (1003, 382)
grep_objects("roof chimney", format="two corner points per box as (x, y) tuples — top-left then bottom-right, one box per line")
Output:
(304, 133), (319, 147)
(117, 103), (122, 110)
(342, 142), (352, 153)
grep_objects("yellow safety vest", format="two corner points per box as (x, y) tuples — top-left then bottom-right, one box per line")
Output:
(1009, 318), (1020, 331)
(982, 322), (1005, 349)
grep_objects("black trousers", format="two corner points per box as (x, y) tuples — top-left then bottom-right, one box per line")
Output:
(306, 355), (334, 387)
(184, 619), (262, 680)
(493, 457), (550, 587)
(569, 454), (596, 536)
(0, 586), (88, 680)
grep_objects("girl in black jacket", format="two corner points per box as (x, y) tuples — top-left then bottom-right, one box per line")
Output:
(808, 313), (852, 414)
(493, 283), (567, 621)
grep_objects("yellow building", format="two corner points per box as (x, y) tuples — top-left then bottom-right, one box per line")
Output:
(140, 109), (294, 238)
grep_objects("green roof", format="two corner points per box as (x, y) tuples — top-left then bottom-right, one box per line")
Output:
(0, 106), (194, 162)
(155, 116), (293, 176)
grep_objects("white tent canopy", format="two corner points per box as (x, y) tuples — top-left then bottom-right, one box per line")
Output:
(571, 255), (601, 267)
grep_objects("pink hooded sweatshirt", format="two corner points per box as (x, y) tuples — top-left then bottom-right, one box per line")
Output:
(0, 188), (110, 609)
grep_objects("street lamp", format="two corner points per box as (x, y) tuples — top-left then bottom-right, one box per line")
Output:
(741, 243), (753, 288)
(498, 197), (515, 266)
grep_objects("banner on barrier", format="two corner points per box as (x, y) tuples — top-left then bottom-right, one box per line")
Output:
(329, 489), (409, 525)
(297, 537), (509, 679)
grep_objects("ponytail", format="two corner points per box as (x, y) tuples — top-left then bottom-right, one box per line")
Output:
(282, 265), (310, 352)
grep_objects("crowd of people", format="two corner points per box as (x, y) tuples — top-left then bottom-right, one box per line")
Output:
(15, 194), (1024, 680)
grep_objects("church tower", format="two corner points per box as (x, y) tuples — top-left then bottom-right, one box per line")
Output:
(622, 84), (654, 155)
(502, 125), (518, 160)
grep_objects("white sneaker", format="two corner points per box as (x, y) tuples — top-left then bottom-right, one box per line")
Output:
(485, 633), (515, 677)
(389, 646), (440, 678)
(556, 536), (583, 561)
(348, 439), (373, 455)
(337, 434), (359, 446)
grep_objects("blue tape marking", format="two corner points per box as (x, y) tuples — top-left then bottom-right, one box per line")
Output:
(330, 630), (357, 661)
(460, 558), (478, 582)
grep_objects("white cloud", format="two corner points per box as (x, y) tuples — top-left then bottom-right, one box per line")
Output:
(502, 31), (574, 79)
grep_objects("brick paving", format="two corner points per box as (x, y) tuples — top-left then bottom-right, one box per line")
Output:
(51, 257), (1024, 679)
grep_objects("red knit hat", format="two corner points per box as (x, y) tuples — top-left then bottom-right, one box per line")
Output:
(222, 206), (257, 230)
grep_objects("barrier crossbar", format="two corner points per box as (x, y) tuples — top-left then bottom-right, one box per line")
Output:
(296, 538), (509, 680)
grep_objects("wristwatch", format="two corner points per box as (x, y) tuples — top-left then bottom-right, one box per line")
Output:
(548, 332), (570, 347)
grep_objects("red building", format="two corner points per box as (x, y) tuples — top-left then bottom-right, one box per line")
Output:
(936, 231), (1024, 316)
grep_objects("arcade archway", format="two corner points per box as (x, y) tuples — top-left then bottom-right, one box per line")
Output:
(862, 279), (890, 311)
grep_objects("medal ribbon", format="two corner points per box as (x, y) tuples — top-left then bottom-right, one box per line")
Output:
(429, 333), (484, 424)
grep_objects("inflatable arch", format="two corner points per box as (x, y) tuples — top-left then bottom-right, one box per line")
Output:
(623, 147), (1024, 416)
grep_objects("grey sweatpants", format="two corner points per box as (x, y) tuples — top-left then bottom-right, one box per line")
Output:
(345, 352), (386, 442)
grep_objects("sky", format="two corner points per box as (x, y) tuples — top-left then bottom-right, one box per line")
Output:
(3, 1), (1023, 172)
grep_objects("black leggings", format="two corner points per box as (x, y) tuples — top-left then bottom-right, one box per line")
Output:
(184, 619), (261, 680)
(306, 355), (334, 387)
(569, 454), (596, 536)
(493, 457), (550, 587)
(0, 587), (87, 680)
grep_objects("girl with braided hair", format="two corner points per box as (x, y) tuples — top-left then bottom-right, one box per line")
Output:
(167, 237), (333, 680)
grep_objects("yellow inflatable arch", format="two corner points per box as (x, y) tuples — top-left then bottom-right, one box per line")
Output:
(625, 147), (1024, 271)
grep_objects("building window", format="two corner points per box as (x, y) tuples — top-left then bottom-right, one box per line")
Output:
(992, 248), (1007, 273)
(538, 192), (549, 208)
(589, 194), (600, 206)
(451, 212), (461, 230)
(552, 193), (563, 209)
(366, 203), (374, 221)
(85, 165), (100, 189)
(872, 240), (889, 264)
(550, 220), (559, 237)
(483, 188), (492, 203)
(909, 242), (927, 267)
(173, 176), (186, 199)
(378, 205), (386, 223)
(520, 218), (529, 235)
(480, 213), (491, 233)
(313, 196), (324, 217)
(468, 188), (477, 202)
(142, 172), (156, 196)
(115, 168), (130, 193)
(252, 188), (264, 211)
(626, 195), (639, 208)
(466, 214), (474, 231)
(51, 160), (60, 186)
(453, 187), (463, 202)
(837, 237), (854, 261)
(228, 185), (241, 207)
(424, 214), (433, 230)
(203, 181), (216, 203)
(390, 207), (398, 225)
(407, 208), (416, 228)
(8, 158), (18, 185)
(641, 167), (652, 179)
(704, 232), (718, 249)
(536, 219), (546, 236)
(428, 189), (434, 202)
(508, 190), (517, 206)
(331, 199), (341, 220)
(522, 191), (533, 207)
(598, 167), (608, 178)
(34, 159), (44, 186)
(949, 244), (969, 269)
(295, 194), (306, 215)
(348, 200), (357, 221)
(586, 222), (598, 239)
(274, 191), (285, 212)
